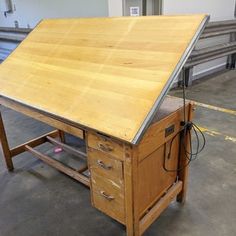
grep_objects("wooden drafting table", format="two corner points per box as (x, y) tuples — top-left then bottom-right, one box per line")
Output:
(0, 15), (209, 235)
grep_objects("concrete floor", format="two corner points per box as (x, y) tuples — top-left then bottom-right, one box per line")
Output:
(0, 70), (236, 236)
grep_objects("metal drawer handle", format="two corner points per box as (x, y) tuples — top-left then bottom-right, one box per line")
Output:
(100, 191), (114, 201)
(97, 143), (114, 152)
(97, 160), (113, 170)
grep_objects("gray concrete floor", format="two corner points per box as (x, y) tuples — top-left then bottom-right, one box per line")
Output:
(0, 70), (236, 236)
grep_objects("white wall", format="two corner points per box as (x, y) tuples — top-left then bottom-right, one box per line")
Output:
(108, 0), (123, 16)
(163, 0), (235, 21)
(163, 0), (236, 79)
(0, 0), (109, 28)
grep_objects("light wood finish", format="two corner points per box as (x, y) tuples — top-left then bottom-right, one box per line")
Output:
(0, 15), (206, 143)
(88, 148), (123, 184)
(90, 171), (125, 224)
(139, 181), (183, 235)
(0, 97), (84, 139)
(88, 132), (125, 161)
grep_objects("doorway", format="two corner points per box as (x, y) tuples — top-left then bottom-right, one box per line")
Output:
(123, 0), (162, 16)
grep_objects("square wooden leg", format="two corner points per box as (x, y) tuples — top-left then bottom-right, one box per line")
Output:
(176, 157), (189, 203)
(177, 103), (194, 203)
(0, 112), (13, 171)
(177, 128), (190, 203)
(59, 130), (66, 143)
(124, 146), (140, 236)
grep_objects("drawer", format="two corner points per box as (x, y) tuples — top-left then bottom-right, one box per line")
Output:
(91, 172), (125, 224)
(88, 148), (123, 185)
(87, 132), (124, 160)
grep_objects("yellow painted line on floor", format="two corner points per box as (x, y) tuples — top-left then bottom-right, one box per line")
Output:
(198, 126), (236, 143)
(168, 95), (236, 115)
(194, 101), (236, 116)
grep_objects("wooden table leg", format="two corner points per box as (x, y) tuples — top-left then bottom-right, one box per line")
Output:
(59, 130), (66, 143)
(177, 103), (194, 203)
(124, 146), (140, 236)
(176, 146), (189, 203)
(0, 112), (13, 171)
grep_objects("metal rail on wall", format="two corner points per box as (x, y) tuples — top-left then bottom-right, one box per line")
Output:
(0, 19), (236, 86)
(0, 27), (31, 62)
(183, 19), (236, 86)
(0, 27), (31, 42)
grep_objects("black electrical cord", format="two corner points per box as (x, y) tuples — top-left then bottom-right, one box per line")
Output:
(163, 71), (206, 172)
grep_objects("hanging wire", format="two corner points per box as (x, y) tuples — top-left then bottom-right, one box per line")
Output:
(163, 69), (206, 172)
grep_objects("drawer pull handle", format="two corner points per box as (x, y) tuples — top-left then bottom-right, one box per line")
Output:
(100, 191), (114, 201)
(98, 143), (113, 152)
(97, 160), (113, 170)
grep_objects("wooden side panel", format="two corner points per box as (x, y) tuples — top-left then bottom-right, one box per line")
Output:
(137, 137), (179, 217)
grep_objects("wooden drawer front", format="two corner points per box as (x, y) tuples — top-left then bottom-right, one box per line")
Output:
(88, 148), (123, 184)
(87, 133), (124, 160)
(91, 172), (125, 224)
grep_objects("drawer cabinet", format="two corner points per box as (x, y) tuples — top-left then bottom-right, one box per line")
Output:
(87, 144), (125, 224)
(86, 97), (193, 234)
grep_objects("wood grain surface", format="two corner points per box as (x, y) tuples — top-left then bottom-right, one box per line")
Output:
(0, 15), (206, 143)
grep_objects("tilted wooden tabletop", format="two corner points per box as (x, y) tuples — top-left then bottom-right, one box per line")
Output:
(0, 15), (208, 143)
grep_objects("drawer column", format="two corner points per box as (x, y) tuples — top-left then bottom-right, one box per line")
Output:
(87, 132), (126, 224)
(87, 132), (141, 236)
